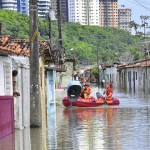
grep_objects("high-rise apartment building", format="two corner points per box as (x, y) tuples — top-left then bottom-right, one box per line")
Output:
(99, 0), (118, 27)
(38, 0), (51, 19)
(118, 8), (132, 33)
(68, 0), (99, 26)
(50, 0), (57, 11)
(50, 0), (69, 22)
(0, 0), (28, 14)
(0, 0), (17, 11)
(61, 0), (68, 22)
(17, 0), (28, 14)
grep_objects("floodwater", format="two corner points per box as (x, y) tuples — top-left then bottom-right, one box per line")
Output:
(1, 87), (150, 150)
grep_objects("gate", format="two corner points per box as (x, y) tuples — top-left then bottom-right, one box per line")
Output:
(0, 96), (14, 138)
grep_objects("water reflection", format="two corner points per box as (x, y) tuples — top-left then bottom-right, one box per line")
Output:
(48, 113), (57, 150)
(62, 107), (120, 150)
(0, 133), (15, 150)
(47, 87), (150, 150)
(30, 120), (48, 150)
(15, 120), (48, 150)
(15, 128), (31, 150)
(64, 108), (106, 150)
(9, 88), (150, 150)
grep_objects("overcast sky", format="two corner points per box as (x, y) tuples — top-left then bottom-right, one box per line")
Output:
(118, 0), (150, 33)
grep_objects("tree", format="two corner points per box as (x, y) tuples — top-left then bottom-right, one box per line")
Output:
(129, 21), (140, 34)
(0, 10), (141, 65)
(140, 15), (150, 39)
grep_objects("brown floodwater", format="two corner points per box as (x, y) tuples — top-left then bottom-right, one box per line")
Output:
(1, 87), (150, 150)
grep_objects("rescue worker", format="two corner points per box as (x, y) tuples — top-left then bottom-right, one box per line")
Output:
(103, 82), (113, 100)
(80, 82), (94, 99)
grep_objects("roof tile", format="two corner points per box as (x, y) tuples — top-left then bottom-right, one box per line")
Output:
(0, 35), (50, 57)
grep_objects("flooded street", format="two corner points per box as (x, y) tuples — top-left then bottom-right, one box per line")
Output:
(45, 87), (150, 150)
(2, 87), (150, 150)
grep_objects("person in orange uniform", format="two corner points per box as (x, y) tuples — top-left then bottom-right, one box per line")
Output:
(103, 82), (113, 100)
(80, 82), (94, 99)
(84, 83), (91, 99)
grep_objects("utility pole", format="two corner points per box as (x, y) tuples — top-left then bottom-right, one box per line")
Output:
(97, 43), (100, 88)
(57, 0), (64, 64)
(57, 0), (63, 49)
(29, 0), (41, 127)
(48, 8), (52, 45)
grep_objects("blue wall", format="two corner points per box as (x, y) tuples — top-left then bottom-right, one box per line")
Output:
(47, 70), (56, 114)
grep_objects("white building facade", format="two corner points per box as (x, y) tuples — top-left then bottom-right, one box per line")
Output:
(118, 8), (132, 33)
(68, 0), (99, 26)
(0, 0), (17, 11)
(38, 0), (51, 19)
(0, 0), (28, 14)
(50, 0), (57, 12)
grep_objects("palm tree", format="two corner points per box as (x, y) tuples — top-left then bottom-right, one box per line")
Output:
(129, 21), (140, 34)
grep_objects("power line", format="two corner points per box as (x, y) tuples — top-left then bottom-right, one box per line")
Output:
(137, 0), (150, 6)
(124, 0), (139, 5)
(123, 0), (150, 11)
(134, 0), (150, 11)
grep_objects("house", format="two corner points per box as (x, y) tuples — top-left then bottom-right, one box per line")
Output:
(0, 35), (63, 129)
(117, 59), (150, 93)
(102, 63), (119, 88)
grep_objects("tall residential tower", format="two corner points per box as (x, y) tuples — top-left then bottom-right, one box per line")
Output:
(50, 0), (69, 22)
(118, 8), (132, 33)
(68, 0), (99, 26)
(99, 0), (118, 27)
(0, 0), (17, 11)
(17, 0), (28, 14)
(0, 0), (28, 14)
(38, 0), (51, 19)
(61, 0), (68, 22)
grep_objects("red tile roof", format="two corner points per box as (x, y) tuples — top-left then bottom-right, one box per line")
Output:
(0, 35), (50, 57)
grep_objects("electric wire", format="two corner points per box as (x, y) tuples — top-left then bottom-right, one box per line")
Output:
(134, 0), (150, 11)
(123, 0), (150, 11)
(135, 0), (150, 5)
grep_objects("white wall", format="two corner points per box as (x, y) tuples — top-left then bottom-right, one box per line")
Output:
(11, 56), (30, 129)
(120, 66), (150, 93)
(0, 56), (13, 95)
